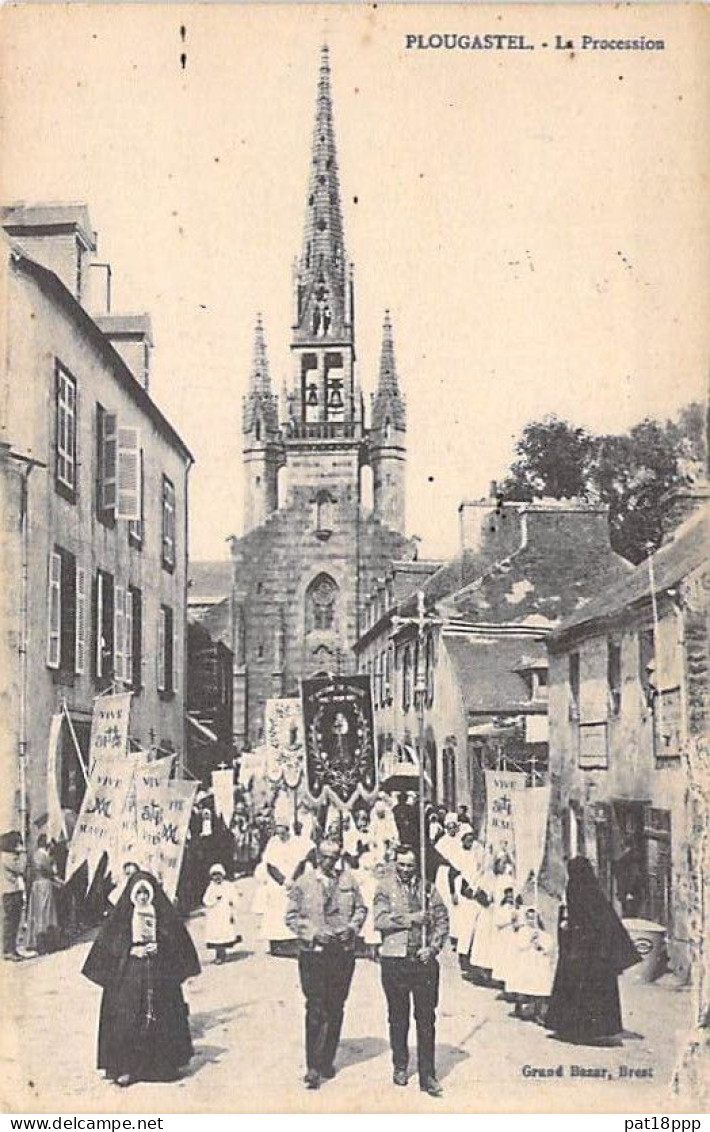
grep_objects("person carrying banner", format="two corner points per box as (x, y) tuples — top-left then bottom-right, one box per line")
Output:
(107, 860), (141, 908)
(259, 815), (307, 954)
(82, 871), (200, 1086)
(373, 846), (449, 1097)
(285, 839), (366, 1090)
(450, 827), (485, 973)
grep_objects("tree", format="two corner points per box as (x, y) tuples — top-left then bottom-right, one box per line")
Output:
(500, 416), (595, 502)
(500, 403), (706, 564)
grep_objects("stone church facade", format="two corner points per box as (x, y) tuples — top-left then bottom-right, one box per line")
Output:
(227, 47), (414, 749)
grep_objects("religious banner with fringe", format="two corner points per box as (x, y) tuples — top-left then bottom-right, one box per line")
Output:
(301, 675), (376, 807)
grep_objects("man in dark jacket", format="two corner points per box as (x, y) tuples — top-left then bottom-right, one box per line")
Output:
(286, 839), (367, 1090)
(374, 846), (449, 1096)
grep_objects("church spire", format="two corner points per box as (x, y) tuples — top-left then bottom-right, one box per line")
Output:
(243, 314), (278, 436)
(294, 45), (351, 342)
(372, 310), (406, 431)
(249, 313), (271, 397)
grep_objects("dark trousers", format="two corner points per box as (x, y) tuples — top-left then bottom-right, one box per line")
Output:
(380, 957), (439, 1081)
(3, 892), (23, 955)
(298, 947), (356, 1073)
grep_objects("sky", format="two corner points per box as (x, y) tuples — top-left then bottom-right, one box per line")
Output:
(2, 4), (708, 561)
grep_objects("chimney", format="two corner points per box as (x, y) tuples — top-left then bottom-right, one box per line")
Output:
(1, 202), (96, 304)
(93, 313), (153, 392)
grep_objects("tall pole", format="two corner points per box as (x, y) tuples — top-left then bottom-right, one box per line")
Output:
(415, 591), (428, 940)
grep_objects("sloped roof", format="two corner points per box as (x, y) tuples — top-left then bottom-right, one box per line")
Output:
(552, 508), (709, 643)
(188, 560), (233, 604)
(445, 633), (548, 715)
(2, 202), (96, 250)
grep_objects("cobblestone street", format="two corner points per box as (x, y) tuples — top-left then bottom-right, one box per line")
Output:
(1, 879), (695, 1114)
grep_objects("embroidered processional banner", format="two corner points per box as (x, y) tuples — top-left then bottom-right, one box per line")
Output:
(301, 675), (376, 807)
(265, 698), (305, 788)
(510, 784), (551, 888)
(483, 769), (527, 860)
(66, 752), (141, 884)
(88, 692), (133, 770)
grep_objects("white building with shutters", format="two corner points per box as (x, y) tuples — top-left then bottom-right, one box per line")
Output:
(0, 204), (193, 838)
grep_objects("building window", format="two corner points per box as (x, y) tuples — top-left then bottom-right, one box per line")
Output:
(161, 475), (176, 570)
(373, 654), (380, 709)
(55, 364), (77, 499)
(385, 643), (394, 705)
(568, 652), (580, 721)
(425, 633), (435, 708)
(402, 645), (412, 711)
(46, 547), (77, 674)
(306, 573), (338, 632)
(380, 649), (387, 707)
(532, 667), (548, 702)
(638, 628), (656, 707)
(128, 448), (144, 548)
(443, 744), (457, 811)
(128, 587), (142, 691)
(96, 403), (117, 525)
(93, 569), (114, 686)
(157, 605), (175, 694)
(607, 640), (622, 716)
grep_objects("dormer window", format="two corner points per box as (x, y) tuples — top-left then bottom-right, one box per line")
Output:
(384, 417), (392, 441)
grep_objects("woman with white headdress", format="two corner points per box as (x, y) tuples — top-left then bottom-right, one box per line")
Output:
(469, 850), (513, 981)
(432, 812), (462, 933)
(82, 871), (200, 1086)
(450, 827), (485, 969)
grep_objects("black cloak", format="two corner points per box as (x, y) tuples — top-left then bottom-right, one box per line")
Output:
(546, 856), (641, 1042)
(82, 871), (201, 1081)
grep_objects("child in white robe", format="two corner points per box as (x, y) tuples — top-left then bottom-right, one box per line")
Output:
(491, 884), (520, 990)
(508, 906), (555, 1022)
(203, 864), (241, 963)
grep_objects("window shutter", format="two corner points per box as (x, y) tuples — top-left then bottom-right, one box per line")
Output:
(95, 571), (104, 677)
(132, 589), (142, 689)
(117, 427), (141, 520)
(173, 618), (179, 695)
(157, 610), (166, 691)
(101, 412), (118, 513)
(114, 584), (125, 683)
(75, 566), (87, 675)
(46, 551), (62, 669)
(124, 589), (133, 688)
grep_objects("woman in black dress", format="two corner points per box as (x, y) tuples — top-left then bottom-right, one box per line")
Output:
(82, 871), (200, 1086)
(546, 855), (641, 1044)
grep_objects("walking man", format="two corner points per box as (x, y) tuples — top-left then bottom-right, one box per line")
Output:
(374, 845), (449, 1096)
(286, 838), (367, 1090)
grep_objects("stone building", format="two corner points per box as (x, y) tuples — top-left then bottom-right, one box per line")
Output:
(355, 493), (632, 823)
(0, 203), (192, 836)
(546, 499), (709, 977)
(186, 618), (234, 783)
(199, 48), (414, 748)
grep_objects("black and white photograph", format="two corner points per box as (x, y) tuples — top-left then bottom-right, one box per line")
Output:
(0, 2), (708, 1115)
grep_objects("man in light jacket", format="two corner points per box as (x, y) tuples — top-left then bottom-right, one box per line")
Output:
(374, 845), (449, 1096)
(286, 839), (367, 1090)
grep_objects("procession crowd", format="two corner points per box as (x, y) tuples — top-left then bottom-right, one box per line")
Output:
(2, 788), (642, 1096)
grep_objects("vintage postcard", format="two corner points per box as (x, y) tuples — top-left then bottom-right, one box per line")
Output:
(0, 2), (708, 1116)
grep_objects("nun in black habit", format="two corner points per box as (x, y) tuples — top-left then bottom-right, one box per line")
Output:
(82, 871), (200, 1086)
(546, 856), (641, 1044)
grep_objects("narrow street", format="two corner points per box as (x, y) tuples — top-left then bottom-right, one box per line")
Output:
(1, 878), (694, 1114)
